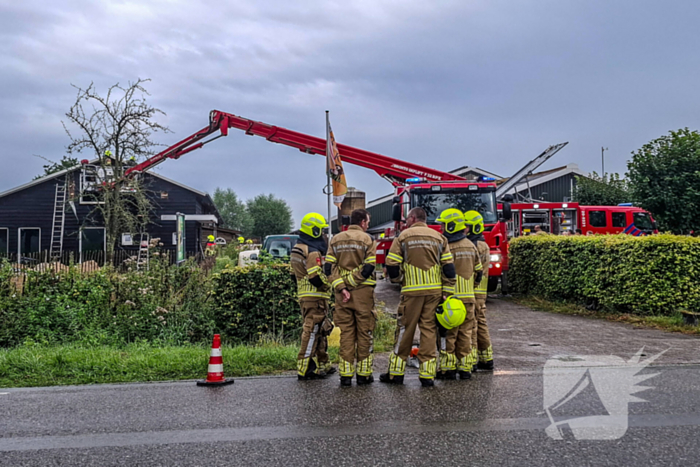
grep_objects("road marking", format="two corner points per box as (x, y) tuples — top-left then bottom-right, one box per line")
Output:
(0, 413), (699, 452)
(0, 393), (8, 395)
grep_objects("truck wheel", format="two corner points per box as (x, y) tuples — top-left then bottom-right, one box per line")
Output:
(500, 271), (509, 295)
(487, 276), (499, 293)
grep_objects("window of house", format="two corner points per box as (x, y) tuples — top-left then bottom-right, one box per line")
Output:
(19, 228), (41, 255)
(80, 165), (112, 204)
(121, 233), (133, 246)
(611, 212), (627, 228)
(0, 228), (8, 256)
(80, 228), (105, 262)
(589, 211), (607, 228)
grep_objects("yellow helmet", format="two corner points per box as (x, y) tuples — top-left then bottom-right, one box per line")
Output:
(207, 235), (215, 242)
(300, 212), (328, 238)
(379, 233), (385, 238)
(238, 236), (244, 244)
(464, 210), (485, 235)
(246, 239), (253, 244)
(436, 208), (467, 234)
(436, 296), (467, 330)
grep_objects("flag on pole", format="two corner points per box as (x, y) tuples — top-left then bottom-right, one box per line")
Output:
(326, 114), (347, 208)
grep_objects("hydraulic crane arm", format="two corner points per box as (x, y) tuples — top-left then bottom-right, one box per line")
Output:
(495, 142), (568, 199)
(125, 110), (465, 186)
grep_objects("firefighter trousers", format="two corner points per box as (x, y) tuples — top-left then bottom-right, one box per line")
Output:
(471, 297), (493, 363)
(334, 286), (376, 377)
(442, 301), (476, 371)
(297, 299), (331, 376)
(388, 294), (441, 379)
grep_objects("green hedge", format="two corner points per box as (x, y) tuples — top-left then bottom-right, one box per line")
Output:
(0, 259), (215, 347)
(509, 234), (700, 315)
(212, 263), (301, 342)
(0, 258), (306, 348)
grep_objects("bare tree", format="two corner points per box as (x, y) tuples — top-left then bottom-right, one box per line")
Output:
(63, 79), (170, 258)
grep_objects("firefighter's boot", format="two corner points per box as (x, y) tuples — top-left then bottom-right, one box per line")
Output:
(340, 376), (352, 387)
(356, 374), (374, 385)
(443, 370), (457, 380)
(457, 355), (472, 380)
(458, 370), (472, 380)
(355, 353), (374, 385)
(339, 359), (355, 379)
(379, 373), (404, 385)
(418, 358), (437, 385)
(381, 352), (406, 384)
(297, 357), (320, 381)
(420, 378), (435, 387)
(437, 350), (457, 380)
(477, 345), (494, 371)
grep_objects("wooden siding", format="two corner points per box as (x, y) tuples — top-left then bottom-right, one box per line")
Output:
(0, 169), (217, 257)
(512, 173), (577, 202)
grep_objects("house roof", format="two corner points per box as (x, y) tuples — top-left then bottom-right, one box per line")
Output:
(499, 163), (587, 195)
(0, 162), (221, 222)
(0, 164), (80, 199)
(450, 166), (503, 179)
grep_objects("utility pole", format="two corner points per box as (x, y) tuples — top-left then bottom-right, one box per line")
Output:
(601, 147), (608, 177)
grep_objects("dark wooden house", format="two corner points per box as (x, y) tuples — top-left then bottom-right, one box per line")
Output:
(0, 162), (221, 263)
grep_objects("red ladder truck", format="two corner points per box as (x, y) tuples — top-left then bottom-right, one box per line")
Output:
(124, 110), (514, 292)
(501, 201), (657, 237)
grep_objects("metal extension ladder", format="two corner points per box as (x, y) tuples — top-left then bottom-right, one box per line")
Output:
(136, 234), (149, 270)
(49, 180), (67, 261)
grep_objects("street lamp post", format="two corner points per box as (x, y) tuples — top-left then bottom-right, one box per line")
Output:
(601, 146), (608, 177)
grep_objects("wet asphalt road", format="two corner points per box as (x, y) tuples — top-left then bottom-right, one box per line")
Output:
(3, 293), (700, 466)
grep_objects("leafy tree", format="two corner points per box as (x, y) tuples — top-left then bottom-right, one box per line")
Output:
(246, 194), (293, 240)
(627, 128), (700, 234)
(213, 187), (252, 234)
(572, 172), (632, 206)
(63, 79), (170, 256)
(33, 155), (80, 180)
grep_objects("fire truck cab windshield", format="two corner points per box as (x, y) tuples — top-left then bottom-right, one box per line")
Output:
(633, 212), (654, 232)
(411, 188), (498, 225)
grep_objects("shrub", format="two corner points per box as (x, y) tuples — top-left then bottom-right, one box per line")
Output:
(0, 259), (215, 347)
(212, 263), (301, 342)
(509, 234), (700, 315)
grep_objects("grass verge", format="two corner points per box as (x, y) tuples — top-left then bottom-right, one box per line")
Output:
(0, 309), (394, 389)
(0, 342), (306, 388)
(510, 295), (699, 334)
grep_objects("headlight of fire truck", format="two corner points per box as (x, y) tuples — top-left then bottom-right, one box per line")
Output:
(490, 253), (502, 263)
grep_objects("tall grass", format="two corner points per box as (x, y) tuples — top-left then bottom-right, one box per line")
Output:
(0, 342), (300, 388)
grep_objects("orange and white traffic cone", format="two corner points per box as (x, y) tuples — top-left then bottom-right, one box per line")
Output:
(197, 334), (234, 386)
(408, 346), (420, 368)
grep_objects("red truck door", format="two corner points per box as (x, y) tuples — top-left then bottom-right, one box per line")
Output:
(581, 208), (609, 235)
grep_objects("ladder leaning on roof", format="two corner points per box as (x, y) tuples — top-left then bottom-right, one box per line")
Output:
(49, 178), (68, 261)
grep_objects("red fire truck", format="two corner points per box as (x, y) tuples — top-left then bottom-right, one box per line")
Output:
(502, 202), (657, 237)
(122, 110), (514, 292)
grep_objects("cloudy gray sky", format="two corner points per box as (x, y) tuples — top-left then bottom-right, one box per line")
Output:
(2, 0), (698, 225)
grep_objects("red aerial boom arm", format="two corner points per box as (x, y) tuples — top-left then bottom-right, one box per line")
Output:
(125, 110), (465, 186)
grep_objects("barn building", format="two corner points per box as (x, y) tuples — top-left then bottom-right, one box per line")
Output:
(0, 162), (222, 264)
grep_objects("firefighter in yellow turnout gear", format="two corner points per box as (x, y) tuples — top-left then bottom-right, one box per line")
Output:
(380, 207), (456, 387)
(205, 235), (217, 256)
(436, 208), (483, 380)
(465, 210), (494, 371)
(290, 213), (335, 380)
(325, 209), (377, 387)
